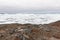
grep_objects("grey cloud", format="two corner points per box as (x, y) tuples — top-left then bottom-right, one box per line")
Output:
(0, 0), (60, 13)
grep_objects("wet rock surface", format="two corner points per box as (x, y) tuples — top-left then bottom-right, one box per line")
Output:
(0, 21), (60, 40)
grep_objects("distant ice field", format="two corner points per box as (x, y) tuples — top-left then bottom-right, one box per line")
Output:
(0, 13), (60, 24)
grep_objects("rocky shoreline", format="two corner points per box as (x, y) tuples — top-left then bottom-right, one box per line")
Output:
(0, 21), (60, 40)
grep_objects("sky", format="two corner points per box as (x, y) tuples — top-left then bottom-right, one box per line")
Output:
(0, 0), (60, 13)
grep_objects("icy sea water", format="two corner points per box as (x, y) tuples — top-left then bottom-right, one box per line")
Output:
(0, 13), (60, 24)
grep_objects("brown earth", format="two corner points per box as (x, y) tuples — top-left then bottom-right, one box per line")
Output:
(0, 21), (60, 40)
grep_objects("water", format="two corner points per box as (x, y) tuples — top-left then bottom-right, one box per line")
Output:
(0, 13), (60, 24)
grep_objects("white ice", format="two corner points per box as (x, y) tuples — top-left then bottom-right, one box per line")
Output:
(0, 13), (60, 24)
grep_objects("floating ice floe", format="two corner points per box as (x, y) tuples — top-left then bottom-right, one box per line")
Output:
(0, 13), (60, 24)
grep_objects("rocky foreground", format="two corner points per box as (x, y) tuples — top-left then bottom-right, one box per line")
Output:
(0, 21), (60, 40)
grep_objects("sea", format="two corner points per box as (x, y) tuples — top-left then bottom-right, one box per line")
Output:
(0, 13), (60, 24)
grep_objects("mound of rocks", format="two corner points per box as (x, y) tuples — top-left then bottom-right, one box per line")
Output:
(0, 21), (60, 40)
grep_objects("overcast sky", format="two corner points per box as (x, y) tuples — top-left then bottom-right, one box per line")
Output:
(0, 0), (60, 13)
